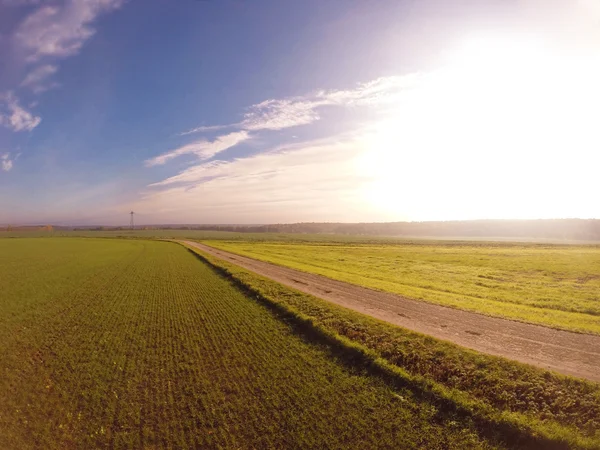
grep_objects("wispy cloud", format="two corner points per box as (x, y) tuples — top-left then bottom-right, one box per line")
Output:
(318, 75), (420, 106)
(13, 0), (126, 62)
(148, 75), (416, 168)
(149, 160), (229, 186)
(241, 76), (417, 130)
(0, 0), (125, 171)
(136, 135), (374, 223)
(178, 124), (233, 136)
(181, 75), (417, 136)
(1, 153), (14, 172)
(0, 93), (41, 132)
(241, 98), (325, 131)
(20, 64), (60, 93)
(145, 131), (250, 167)
(148, 131), (364, 189)
(239, 76), (418, 131)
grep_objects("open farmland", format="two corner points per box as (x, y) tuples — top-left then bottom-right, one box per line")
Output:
(205, 241), (600, 334)
(1, 238), (511, 449)
(185, 243), (600, 446)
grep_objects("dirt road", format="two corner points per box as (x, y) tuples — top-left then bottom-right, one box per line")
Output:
(181, 240), (600, 382)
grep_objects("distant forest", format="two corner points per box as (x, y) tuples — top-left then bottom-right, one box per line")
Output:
(189, 219), (600, 241)
(44, 219), (600, 241)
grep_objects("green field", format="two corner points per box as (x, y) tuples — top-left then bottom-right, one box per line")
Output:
(205, 241), (600, 334)
(1, 238), (507, 449)
(189, 244), (600, 445)
(3, 237), (600, 449)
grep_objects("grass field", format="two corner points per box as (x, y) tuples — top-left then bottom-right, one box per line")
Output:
(1, 238), (510, 449)
(205, 241), (600, 334)
(187, 244), (600, 442)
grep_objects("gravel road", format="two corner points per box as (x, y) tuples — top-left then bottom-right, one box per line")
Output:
(181, 240), (600, 382)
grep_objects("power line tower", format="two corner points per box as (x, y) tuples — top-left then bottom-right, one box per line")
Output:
(130, 211), (134, 230)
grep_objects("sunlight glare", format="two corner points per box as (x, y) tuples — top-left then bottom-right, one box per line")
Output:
(357, 33), (600, 220)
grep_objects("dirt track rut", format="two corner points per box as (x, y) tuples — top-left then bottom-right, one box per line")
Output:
(181, 240), (600, 382)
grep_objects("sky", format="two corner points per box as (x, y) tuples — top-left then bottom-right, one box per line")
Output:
(0, 0), (599, 226)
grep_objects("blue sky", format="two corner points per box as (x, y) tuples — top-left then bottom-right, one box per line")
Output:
(1, 0), (599, 225)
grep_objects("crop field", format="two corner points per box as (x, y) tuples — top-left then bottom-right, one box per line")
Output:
(1, 238), (512, 449)
(188, 244), (600, 447)
(205, 241), (600, 334)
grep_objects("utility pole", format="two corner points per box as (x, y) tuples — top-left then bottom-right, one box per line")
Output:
(130, 211), (134, 230)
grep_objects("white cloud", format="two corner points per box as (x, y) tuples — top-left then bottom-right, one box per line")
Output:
(1, 153), (13, 172)
(13, 0), (126, 62)
(137, 136), (376, 223)
(148, 132), (364, 188)
(145, 131), (250, 167)
(241, 98), (326, 131)
(146, 75), (415, 168)
(148, 160), (230, 187)
(181, 75), (417, 136)
(319, 75), (420, 106)
(240, 76), (417, 131)
(2, 1), (125, 134)
(179, 124), (233, 136)
(20, 64), (59, 92)
(0, 93), (41, 132)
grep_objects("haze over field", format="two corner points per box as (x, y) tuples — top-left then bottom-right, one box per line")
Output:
(1, 0), (599, 225)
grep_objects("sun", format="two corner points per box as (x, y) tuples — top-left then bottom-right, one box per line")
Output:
(356, 33), (600, 221)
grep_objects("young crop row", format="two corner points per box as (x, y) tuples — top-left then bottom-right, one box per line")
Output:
(205, 241), (600, 334)
(184, 243), (600, 449)
(1, 238), (501, 449)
